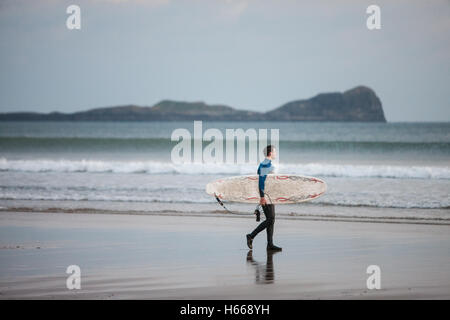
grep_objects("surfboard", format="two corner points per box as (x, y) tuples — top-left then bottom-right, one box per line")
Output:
(206, 174), (327, 204)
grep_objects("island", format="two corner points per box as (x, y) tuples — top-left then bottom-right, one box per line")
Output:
(0, 86), (386, 122)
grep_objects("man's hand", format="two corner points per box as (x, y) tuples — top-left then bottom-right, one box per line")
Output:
(259, 197), (266, 205)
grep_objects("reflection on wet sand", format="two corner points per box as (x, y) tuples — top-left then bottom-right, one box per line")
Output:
(246, 250), (280, 284)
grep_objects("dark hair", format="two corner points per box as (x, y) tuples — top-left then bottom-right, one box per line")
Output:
(264, 145), (274, 157)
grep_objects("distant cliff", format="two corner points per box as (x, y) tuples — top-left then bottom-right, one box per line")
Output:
(266, 86), (385, 122)
(0, 86), (386, 122)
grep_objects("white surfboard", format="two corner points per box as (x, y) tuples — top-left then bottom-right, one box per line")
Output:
(206, 174), (327, 204)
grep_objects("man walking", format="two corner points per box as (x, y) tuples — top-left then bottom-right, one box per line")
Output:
(246, 145), (282, 252)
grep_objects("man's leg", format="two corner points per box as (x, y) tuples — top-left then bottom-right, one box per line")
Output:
(246, 204), (271, 249)
(265, 205), (282, 251)
(249, 213), (268, 239)
(264, 204), (275, 247)
(247, 204), (273, 248)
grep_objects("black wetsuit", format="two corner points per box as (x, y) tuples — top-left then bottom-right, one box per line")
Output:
(249, 158), (275, 246)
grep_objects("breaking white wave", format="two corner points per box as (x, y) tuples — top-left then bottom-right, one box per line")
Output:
(0, 158), (449, 179)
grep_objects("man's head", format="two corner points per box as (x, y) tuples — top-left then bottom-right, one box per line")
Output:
(264, 145), (276, 159)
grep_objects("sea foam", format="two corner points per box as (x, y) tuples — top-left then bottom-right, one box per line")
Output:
(0, 158), (449, 179)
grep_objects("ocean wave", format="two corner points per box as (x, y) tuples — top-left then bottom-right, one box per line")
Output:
(0, 194), (448, 209)
(0, 158), (449, 179)
(1, 137), (449, 152)
(0, 194), (212, 204)
(0, 185), (204, 193)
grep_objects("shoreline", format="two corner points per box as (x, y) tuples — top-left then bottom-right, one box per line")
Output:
(1, 205), (449, 226)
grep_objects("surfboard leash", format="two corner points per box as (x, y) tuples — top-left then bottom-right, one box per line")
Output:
(214, 193), (235, 214)
(213, 193), (269, 222)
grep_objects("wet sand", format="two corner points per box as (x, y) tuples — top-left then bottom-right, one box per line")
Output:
(0, 211), (449, 299)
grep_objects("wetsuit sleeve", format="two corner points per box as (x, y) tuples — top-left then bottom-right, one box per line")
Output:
(257, 164), (264, 197)
(258, 176), (266, 197)
(258, 161), (273, 197)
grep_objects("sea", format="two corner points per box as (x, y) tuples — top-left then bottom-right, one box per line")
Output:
(0, 121), (449, 224)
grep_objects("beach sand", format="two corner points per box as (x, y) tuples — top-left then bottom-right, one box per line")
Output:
(0, 210), (449, 299)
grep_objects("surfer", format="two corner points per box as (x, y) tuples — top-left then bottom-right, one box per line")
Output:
(246, 145), (282, 252)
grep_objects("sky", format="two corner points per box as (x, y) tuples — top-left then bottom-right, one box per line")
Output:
(0, 0), (449, 122)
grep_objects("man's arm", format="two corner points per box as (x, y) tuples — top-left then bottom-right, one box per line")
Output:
(258, 176), (265, 197)
(258, 175), (267, 205)
(258, 161), (272, 205)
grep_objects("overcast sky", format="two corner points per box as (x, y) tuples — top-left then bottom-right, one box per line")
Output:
(0, 0), (449, 121)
